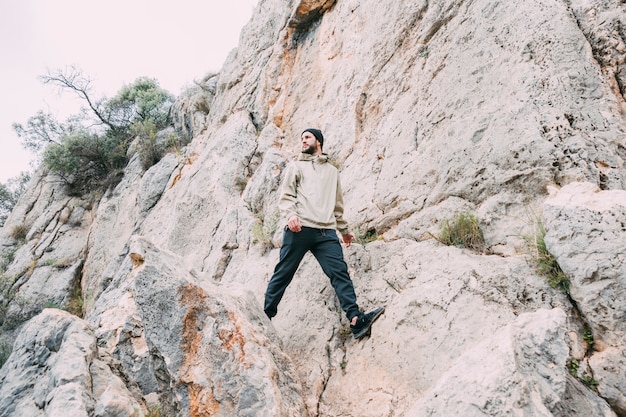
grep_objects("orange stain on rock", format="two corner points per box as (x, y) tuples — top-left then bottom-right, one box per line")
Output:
(180, 284), (206, 363)
(170, 152), (200, 188)
(178, 284), (249, 413)
(188, 383), (220, 416)
(218, 311), (247, 364)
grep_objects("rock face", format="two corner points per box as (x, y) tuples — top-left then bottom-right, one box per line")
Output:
(544, 182), (626, 415)
(406, 308), (615, 417)
(89, 236), (305, 416)
(0, 309), (143, 417)
(1, 0), (625, 416)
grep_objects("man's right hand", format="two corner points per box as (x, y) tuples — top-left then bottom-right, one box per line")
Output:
(287, 215), (302, 232)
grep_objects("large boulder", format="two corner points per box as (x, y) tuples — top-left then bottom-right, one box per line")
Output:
(406, 308), (616, 417)
(0, 309), (143, 417)
(88, 236), (306, 416)
(544, 182), (626, 415)
(0, 169), (91, 332)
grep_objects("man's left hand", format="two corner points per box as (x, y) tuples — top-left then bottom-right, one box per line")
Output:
(342, 233), (355, 247)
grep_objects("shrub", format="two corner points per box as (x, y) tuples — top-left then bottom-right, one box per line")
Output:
(435, 212), (485, 251)
(234, 176), (249, 193)
(131, 121), (181, 171)
(353, 224), (378, 245)
(9, 223), (29, 243)
(583, 327), (594, 346)
(580, 374), (599, 390)
(0, 273), (17, 300)
(66, 285), (84, 318)
(146, 405), (162, 417)
(18, 69), (175, 196)
(26, 259), (37, 278)
(131, 119), (161, 170)
(525, 219), (569, 293)
(106, 76), (174, 129)
(0, 172), (30, 227)
(569, 358), (580, 377)
(337, 323), (353, 344)
(43, 129), (128, 195)
(0, 249), (16, 274)
(43, 301), (63, 309)
(0, 339), (12, 369)
(251, 211), (279, 254)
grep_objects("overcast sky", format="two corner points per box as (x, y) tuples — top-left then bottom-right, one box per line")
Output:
(0, 0), (257, 183)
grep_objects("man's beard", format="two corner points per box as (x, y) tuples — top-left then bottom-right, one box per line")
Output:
(302, 144), (316, 154)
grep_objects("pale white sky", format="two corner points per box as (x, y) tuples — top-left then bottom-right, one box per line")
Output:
(0, 0), (257, 182)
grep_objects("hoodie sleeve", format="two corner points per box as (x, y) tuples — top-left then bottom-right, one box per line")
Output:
(278, 163), (299, 224)
(334, 174), (349, 235)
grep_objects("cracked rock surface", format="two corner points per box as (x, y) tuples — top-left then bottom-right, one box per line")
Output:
(1, 0), (625, 415)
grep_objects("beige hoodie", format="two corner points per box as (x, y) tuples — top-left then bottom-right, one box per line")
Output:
(278, 153), (349, 235)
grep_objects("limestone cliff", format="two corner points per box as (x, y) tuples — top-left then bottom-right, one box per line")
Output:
(1, 0), (625, 416)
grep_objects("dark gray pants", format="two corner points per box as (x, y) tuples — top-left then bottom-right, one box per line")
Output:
(264, 227), (360, 321)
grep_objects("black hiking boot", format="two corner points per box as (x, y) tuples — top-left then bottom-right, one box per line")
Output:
(350, 307), (385, 339)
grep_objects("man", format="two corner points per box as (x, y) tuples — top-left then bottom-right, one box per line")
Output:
(264, 128), (384, 339)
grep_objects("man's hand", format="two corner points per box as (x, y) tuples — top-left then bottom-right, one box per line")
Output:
(342, 233), (355, 247)
(287, 215), (302, 232)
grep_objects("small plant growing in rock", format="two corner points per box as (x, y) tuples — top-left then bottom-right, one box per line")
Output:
(434, 212), (485, 251)
(43, 301), (63, 309)
(66, 285), (84, 318)
(0, 172), (30, 227)
(353, 224), (378, 245)
(0, 274), (17, 300)
(0, 248), (17, 274)
(146, 404), (162, 417)
(234, 176), (249, 193)
(583, 327), (594, 347)
(131, 119), (179, 171)
(568, 358), (599, 390)
(0, 339), (12, 369)
(337, 323), (353, 344)
(569, 358), (580, 377)
(26, 259), (37, 278)
(580, 374), (599, 391)
(43, 258), (58, 267)
(525, 219), (569, 293)
(251, 211), (279, 254)
(9, 223), (29, 243)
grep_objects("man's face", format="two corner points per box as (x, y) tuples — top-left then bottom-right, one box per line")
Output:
(301, 131), (320, 155)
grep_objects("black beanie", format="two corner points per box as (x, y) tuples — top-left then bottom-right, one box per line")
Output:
(302, 128), (324, 148)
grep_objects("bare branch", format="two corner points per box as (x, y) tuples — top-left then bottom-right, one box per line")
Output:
(40, 66), (117, 132)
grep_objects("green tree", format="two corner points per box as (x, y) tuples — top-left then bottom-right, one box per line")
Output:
(0, 172), (31, 226)
(106, 76), (174, 129)
(14, 67), (175, 195)
(12, 111), (64, 152)
(42, 129), (128, 195)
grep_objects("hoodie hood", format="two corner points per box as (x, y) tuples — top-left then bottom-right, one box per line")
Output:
(299, 153), (329, 163)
